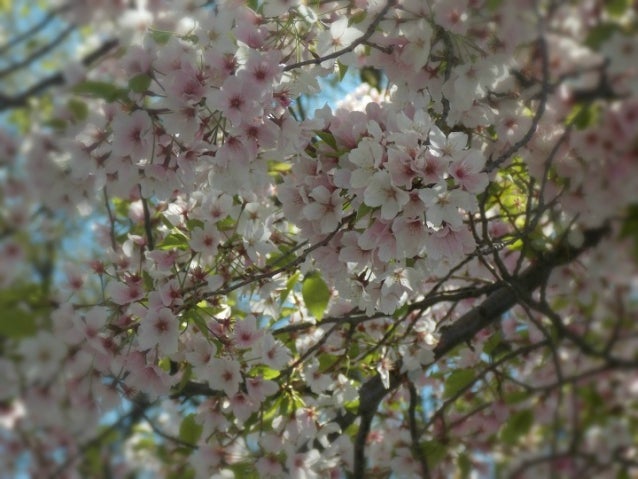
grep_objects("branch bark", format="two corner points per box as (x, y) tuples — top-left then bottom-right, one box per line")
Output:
(283, 0), (396, 72)
(0, 38), (118, 112)
(347, 224), (610, 478)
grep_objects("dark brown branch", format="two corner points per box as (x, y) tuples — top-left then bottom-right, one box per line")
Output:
(408, 381), (431, 479)
(140, 188), (155, 251)
(141, 410), (198, 449)
(0, 38), (118, 111)
(527, 296), (638, 369)
(423, 340), (549, 433)
(282, 0), (396, 72)
(273, 285), (497, 337)
(0, 4), (70, 56)
(103, 189), (118, 252)
(433, 225), (608, 358)
(485, 28), (550, 173)
(210, 216), (349, 298)
(47, 398), (149, 479)
(0, 24), (75, 80)
(342, 224), (609, 477)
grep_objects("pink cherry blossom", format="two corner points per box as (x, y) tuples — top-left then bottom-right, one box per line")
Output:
(123, 351), (177, 400)
(419, 183), (476, 228)
(106, 275), (145, 305)
(255, 333), (292, 369)
(246, 376), (278, 403)
(208, 76), (262, 126)
(208, 357), (242, 396)
(429, 127), (468, 158)
(111, 110), (153, 161)
(190, 225), (220, 257)
(5, 2), (638, 478)
(302, 185), (344, 233)
(137, 307), (180, 356)
(426, 224), (475, 261)
(317, 17), (362, 60)
(233, 314), (263, 348)
(363, 171), (410, 220)
(449, 149), (489, 194)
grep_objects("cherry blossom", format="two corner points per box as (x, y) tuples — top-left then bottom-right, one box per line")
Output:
(208, 357), (242, 397)
(316, 17), (362, 62)
(363, 171), (410, 220)
(136, 307), (180, 357)
(3, 1), (638, 478)
(302, 185), (344, 233)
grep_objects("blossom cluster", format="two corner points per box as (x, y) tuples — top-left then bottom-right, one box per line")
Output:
(1, 0), (638, 478)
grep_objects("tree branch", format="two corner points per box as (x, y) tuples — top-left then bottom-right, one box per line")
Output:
(343, 224), (610, 476)
(0, 4), (70, 57)
(0, 24), (75, 80)
(485, 21), (550, 173)
(0, 38), (118, 111)
(283, 0), (396, 72)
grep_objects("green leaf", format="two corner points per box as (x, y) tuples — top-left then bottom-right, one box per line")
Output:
(151, 29), (172, 44)
(500, 409), (533, 443)
(318, 352), (338, 371)
(185, 309), (212, 339)
(485, 0), (504, 10)
(443, 369), (475, 399)
(72, 81), (127, 102)
(360, 66), (383, 92)
(620, 204), (638, 261)
(0, 285), (41, 338)
(504, 390), (529, 405)
(481, 332), (501, 355)
(392, 303), (409, 319)
(179, 414), (203, 445)
(67, 99), (88, 121)
(349, 10), (367, 25)
(337, 61), (348, 82)
(186, 219), (205, 231)
(356, 202), (374, 222)
(280, 271), (300, 305)
(7, 108), (30, 134)
(585, 23), (618, 49)
(482, 331), (511, 358)
(251, 365), (281, 380)
(605, 0), (630, 16)
(268, 160), (292, 174)
(173, 364), (193, 395)
(128, 73), (152, 93)
(159, 230), (190, 250)
(229, 462), (259, 478)
(421, 440), (447, 469)
(457, 453), (472, 479)
(168, 470), (195, 479)
(44, 118), (67, 131)
(0, 308), (37, 339)
(315, 130), (338, 151)
(302, 272), (331, 320)
(566, 103), (598, 130)
(216, 216), (235, 231)
(617, 469), (631, 479)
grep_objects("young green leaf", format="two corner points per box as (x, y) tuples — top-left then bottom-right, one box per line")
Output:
(302, 272), (331, 320)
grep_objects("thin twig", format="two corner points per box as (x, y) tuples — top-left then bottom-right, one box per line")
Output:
(0, 4), (70, 56)
(0, 24), (75, 80)
(0, 38), (118, 111)
(283, 0), (396, 72)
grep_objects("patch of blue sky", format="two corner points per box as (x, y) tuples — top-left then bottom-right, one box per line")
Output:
(298, 67), (362, 115)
